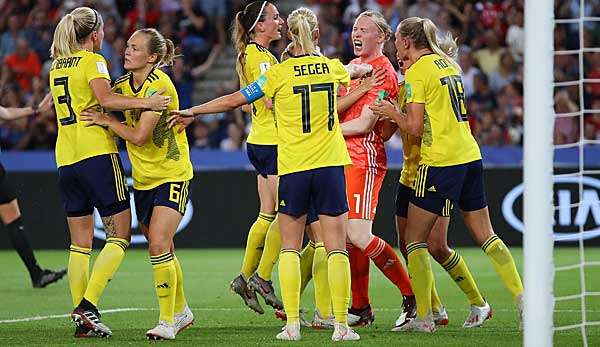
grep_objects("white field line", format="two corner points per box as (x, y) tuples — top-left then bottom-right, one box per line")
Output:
(1, 307), (599, 324)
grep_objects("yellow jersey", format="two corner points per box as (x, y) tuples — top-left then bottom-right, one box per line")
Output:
(241, 43), (279, 145)
(49, 50), (117, 167)
(397, 82), (421, 188)
(113, 68), (193, 190)
(404, 53), (481, 166)
(258, 54), (351, 175)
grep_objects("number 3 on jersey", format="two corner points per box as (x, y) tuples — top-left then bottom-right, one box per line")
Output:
(440, 75), (468, 122)
(293, 83), (335, 133)
(53, 77), (77, 125)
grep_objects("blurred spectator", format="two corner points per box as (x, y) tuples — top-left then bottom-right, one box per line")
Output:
(489, 51), (516, 93)
(471, 73), (497, 112)
(4, 37), (41, 93)
(0, 14), (26, 60)
(220, 123), (245, 151)
(460, 50), (480, 98)
(505, 7), (524, 62)
(191, 121), (210, 149)
(473, 30), (506, 76)
(407, 0), (441, 20)
(554, 90), (580, 145)
(122, 0), (161, 37)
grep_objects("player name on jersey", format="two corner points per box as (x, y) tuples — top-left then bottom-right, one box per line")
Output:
(293, 62), (331, 77)
(52, 56), (83, 70)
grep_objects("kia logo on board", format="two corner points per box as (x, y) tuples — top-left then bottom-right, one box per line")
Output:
(502, 176), (600, 242)
(93, 178), (193, 244)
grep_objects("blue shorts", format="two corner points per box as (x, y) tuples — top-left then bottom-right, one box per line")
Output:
(395, 182), (412, 218)
(58, 154), (130, 217)
(134, 181), (191, 226)
(247, 144), (277, 177)
(278, 166), (348, 217)
(0, 162), (16, 204)
(306, 205), (319, 225)
(410, 159), (487, 216)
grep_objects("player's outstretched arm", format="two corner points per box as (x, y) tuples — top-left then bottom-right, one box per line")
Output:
(0, 93), (53, 121)
(90, 78), (171, 111)
(168, 90), (252, 128)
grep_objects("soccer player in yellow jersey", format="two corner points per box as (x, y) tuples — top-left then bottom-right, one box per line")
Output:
(49, 7), (170, 338)
(228, 1), (285, 314)
(81, 28), (193, 340)
(371, 17), (524, 332)
(374, 60), (491, 329)
(169, 7), (360, 342)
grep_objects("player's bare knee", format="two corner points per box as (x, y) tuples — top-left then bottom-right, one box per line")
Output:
(428, 242), (452, 263)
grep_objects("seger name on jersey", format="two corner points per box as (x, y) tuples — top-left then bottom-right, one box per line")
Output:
(52, 57), (82, 70)
(294, 63), (330, 77)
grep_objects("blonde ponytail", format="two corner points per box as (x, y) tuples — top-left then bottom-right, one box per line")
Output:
(422, 19), (461, 73)
(136, 28), (179, 68)
(51, 7), (102, 58)
(287, 8), (318, 56)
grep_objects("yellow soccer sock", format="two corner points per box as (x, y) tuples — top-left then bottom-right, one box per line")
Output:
(278, 250), (301, 324)
(83, 237), (128, 306)
(407, 242), (433, 319)
(482, 235), (524, 300)
(299, 241), (316, 294)
(256, 215), (281, 280)
(430, 277), (442, 313)
(441, 250), (485, 306)
(68, 245), (91, 307)
(173, 255), (187, 314)
(328, 250), (350, 325)
(151, 253), (177, 325)
(241, 212), (274, 279)
(313, 242), (331, 317)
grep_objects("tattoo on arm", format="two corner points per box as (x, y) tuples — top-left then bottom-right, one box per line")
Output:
(101, 216), (116, 238)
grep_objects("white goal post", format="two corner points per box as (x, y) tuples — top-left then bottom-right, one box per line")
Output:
(523, 0), (554, 346)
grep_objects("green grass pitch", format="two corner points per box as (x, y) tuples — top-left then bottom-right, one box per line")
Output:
(1, 248), (599, 346)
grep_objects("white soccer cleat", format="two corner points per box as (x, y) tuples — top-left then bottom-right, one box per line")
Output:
(433, 305), (449, 326)
(276, 322), (301, 341)
(392, 312), (436, 332)
(312, 309), (335, 330)
(331, 323), (360, 341)
(174, 305), (194, 334)
(146, 321), (176, 340)
(463, 301), (492, 328)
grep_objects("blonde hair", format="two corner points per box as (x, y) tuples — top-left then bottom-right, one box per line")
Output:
(398, 17), (461, 73)
(135, 28), (177, 67)
(232, 1), (271, 84)
(356, 10), (393, 41)
(51, 7), (103, 58)
(287, 7), (318, 56)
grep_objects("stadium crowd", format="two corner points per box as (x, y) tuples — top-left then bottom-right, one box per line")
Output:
(0, 0), (598, 151)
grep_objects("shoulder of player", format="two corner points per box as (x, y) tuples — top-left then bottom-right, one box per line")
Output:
(113, 72), (132, 88)
(79, 50), (107, 63)
(148, 68), (177, 93)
